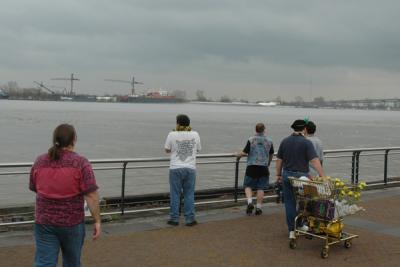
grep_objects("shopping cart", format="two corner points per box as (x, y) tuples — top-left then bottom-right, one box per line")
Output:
(288, 177), (359, 259)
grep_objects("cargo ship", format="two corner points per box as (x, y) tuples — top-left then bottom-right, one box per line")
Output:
(0, 89), (10, 99)
(121, 90), (185, 103)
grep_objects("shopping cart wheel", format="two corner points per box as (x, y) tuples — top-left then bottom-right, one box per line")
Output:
(344, 240), (352, 249)
(321, 247), (329, 259)
(289, 239), (297, 249)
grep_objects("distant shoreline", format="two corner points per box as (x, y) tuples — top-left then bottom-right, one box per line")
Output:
(2, 97), (400, 111)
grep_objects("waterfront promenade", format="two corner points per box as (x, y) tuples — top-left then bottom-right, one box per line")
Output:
(0, 187), (399, 267)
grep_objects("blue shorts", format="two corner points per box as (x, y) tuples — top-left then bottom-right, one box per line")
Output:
(243, 175), (269, 190)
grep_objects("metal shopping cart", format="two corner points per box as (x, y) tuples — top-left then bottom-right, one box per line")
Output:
(288, 177), (359, 258)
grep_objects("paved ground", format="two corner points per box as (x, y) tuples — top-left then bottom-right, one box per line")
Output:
(0, 187), (399, 267)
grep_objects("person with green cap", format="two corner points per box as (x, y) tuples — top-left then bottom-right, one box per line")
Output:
(306, 120), (324, 178)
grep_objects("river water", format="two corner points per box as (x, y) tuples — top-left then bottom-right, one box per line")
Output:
(1, 100), (399, 205)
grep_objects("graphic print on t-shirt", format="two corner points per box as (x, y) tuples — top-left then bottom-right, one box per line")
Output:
(176, 139), (196, 161)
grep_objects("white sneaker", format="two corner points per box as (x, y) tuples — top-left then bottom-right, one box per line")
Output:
(289, 231), (295, 239)
(298, 225), (309, 232)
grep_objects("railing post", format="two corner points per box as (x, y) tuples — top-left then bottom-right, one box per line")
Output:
(355, 151), (360, 184)
(351, 151), (356, 184)
(384, 149), (390, 185)
(121, 162), (128, 215)
(234, 157), (240, 203)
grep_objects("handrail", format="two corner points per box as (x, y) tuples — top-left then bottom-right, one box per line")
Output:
(1, 146), (400, 227)
(1, 147), (400, 184)
(2, 147), (400, 168)
(0, 153), (237, 168)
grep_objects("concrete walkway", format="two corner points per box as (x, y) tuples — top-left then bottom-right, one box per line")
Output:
(1, 188), (399, 267)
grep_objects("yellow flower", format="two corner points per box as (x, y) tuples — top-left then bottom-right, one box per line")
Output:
(340, 190), (346, 195)
(347, 191), (354, 196)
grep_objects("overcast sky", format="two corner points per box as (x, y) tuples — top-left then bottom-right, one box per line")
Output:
(1, 0), (399, 101)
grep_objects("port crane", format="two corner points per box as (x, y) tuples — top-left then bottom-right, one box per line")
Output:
(50, 85), (68, 95)
(34, 81), (56, 94)
(104, 76), (143, 95)
(34, 82), (68, 95)
(51, 73), (80, 96)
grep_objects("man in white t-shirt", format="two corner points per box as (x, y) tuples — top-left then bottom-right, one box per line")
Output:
(164, 114), (201, 226)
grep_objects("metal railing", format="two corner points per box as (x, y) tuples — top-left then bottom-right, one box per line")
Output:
(322, 147), (400, 184)
(1, 147), (400, 226)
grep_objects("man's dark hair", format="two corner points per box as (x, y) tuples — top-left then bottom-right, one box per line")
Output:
(306, 121), (316, 134)
(291, 119), (307, 131)
(255, 123), (265, 133)
(176, 114), (190, 126)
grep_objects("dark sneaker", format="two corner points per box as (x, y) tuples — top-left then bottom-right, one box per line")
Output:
(167, 220), (179, 226)
(246, 203), (254, 215)
(185, 220), (198, 227)
(255, 208), (262, 216)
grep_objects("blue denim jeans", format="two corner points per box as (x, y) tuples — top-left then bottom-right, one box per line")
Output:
(282, 169), (308, 232)
(169, 168), (196, 223)
(34, 222), (85, 267)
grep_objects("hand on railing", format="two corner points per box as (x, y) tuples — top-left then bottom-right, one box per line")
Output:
(235, 151), (247, 160)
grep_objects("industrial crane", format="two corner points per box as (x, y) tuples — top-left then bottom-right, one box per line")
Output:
(50, 85), (68, 95)
(104, 75), (143, 95)
(34, 81), (56, 94)
(51, 73), (80, 95)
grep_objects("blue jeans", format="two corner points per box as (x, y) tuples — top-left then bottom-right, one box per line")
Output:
(282, 169), (308, 232)
(34, 222), (85, 267)
(169, 168), (196, 223)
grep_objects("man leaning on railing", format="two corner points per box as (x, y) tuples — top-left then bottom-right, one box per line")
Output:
(164, 114), (201, 227)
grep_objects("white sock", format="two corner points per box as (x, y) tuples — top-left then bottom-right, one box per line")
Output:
(256, 203), (262, 209)
(247, 198), (253, 205)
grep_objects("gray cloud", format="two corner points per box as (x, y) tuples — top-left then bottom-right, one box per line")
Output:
(1, 0), (399, 100)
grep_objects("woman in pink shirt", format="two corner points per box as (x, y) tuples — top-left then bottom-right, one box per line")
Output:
(30, 124), (101, 267)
